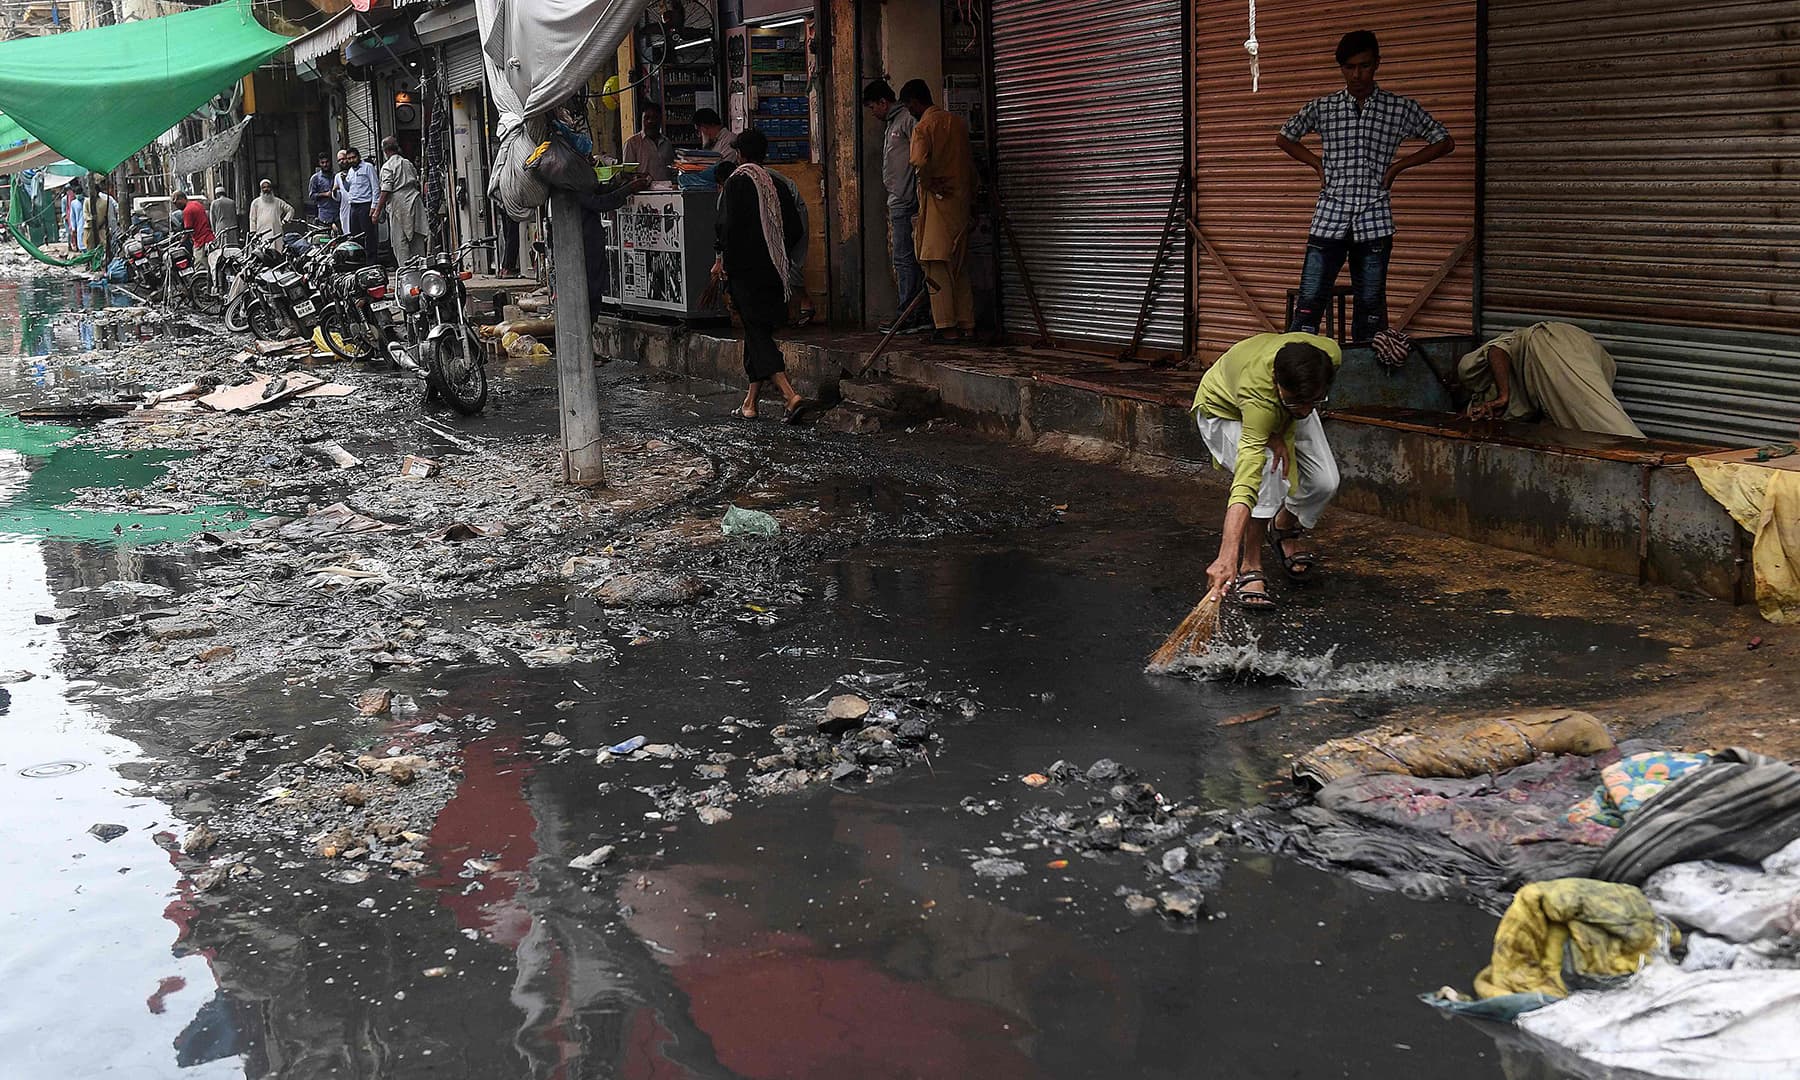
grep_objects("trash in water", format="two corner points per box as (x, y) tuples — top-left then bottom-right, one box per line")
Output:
(399, 455), (440, 479)
(721, 505), (779, 537)
(88, 823), (128, 843)
(609, 736), (648, 754)
(971, 857), (1026, 880)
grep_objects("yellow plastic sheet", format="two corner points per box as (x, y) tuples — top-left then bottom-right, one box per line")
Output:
(1688, 456), (1800, 624)
(1475, 879), (1665, 1000)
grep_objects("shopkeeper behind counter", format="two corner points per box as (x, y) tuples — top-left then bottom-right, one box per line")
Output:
(623, 104), (676, 182)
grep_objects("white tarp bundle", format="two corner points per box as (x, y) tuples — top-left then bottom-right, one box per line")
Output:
(474, 0), (648, 220)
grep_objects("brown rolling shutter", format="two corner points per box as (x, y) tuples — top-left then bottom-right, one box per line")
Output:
(1190, 0), (1476, 359)
(990, 0), (1189, 356)
(1483, 0), (1800, 445)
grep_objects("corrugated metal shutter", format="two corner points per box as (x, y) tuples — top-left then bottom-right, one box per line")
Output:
(1483, 0), (1800, 446)
(344, 79), (377, 150)
(1191, 0), (1476, 358)
(990, 0), (1187, 356)
(444, 38), (485, 94)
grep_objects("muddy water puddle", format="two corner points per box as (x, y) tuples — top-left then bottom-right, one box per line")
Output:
(0, 323), (1677, 1076)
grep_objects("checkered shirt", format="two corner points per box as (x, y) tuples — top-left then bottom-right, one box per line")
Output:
(1280, 86), (1449, 240)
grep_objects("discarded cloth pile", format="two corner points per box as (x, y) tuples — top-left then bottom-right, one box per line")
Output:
(1426, 850), (1800, 1079)
(1264, 711), (1800, 1076)
(1234, 710), (1800, 917)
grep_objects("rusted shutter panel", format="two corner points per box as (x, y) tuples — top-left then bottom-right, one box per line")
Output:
(1483, 0), (1800, 446)
(990, 0), (1187, 356)
(1191, 0), (1476, 359)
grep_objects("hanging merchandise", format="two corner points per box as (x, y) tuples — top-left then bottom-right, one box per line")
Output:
(171, 116), (254, 179)
(0, 1), (290, 174)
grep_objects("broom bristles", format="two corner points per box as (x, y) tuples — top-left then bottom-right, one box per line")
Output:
(1148, 590), (1223, 668)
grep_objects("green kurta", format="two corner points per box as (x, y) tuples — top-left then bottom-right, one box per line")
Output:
(1192, 332), (1343, 509)
(1458, 322), (1644, 438)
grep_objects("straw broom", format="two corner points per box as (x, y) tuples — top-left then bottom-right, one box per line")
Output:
(1147, 587), (1224, 668)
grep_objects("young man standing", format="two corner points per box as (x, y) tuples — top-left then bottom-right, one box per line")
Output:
(1194, 332), (1342, 609)
(1276, 30), (1454, 342)
(864, 79), (926, 334)
(339, 148), (381, 263)
(902, 79), (976, 345)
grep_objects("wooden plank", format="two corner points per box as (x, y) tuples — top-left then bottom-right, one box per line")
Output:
(1186, 216), (1277, 333)
(549, 192), (606, 486)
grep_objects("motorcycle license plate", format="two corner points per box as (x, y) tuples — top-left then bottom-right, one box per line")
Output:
(293, 301), (316, 317)
(371, 301), (396, 312)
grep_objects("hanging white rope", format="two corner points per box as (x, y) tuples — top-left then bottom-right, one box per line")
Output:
(1245, 0), (1260, 93)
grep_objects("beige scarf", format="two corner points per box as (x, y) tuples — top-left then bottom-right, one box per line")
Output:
(733, 163), (790, 300)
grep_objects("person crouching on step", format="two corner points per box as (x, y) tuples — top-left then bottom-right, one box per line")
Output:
(1193, 332), (1341, 610)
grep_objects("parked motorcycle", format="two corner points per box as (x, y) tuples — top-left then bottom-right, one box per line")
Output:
(392, 237), (496, 415)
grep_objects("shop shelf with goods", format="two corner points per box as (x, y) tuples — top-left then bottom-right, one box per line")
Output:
(633, 13), (720, 151)
(727, 21), (814, 164)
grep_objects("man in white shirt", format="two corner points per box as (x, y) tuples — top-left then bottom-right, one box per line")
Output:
(337, 147), (381, 262)
(247, 178), (294, 240)
(694, 107), (738, 163)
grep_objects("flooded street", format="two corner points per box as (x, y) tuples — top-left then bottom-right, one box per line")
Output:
(0, 264), (1744, 1078)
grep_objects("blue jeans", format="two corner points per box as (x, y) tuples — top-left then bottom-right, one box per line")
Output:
(889, 202), (923, 318)
(1287, 232), (1392, 342)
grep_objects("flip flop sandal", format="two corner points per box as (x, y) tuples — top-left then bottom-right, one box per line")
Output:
(793, 307), (816, 327)
(729, 406), (756, 420)
(1229, 571), (1278, 611)
(782, 399), (810, 425)
(1267, 523), (1319, 583)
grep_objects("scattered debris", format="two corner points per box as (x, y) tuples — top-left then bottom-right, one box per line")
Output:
(88, 823), (128, 843)
(721, 505), (779, 537)
(399, 455), (440, 479)
(569, 846), (615, 871)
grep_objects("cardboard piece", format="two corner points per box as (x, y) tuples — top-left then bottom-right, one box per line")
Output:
(198, 372), (326, 413)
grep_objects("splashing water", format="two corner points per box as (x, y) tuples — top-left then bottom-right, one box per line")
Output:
(1152, 636), (1511, 694)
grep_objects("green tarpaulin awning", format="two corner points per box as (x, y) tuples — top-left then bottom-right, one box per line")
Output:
(0, 1), (290, 175)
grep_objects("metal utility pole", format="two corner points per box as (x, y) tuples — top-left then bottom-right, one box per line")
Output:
(548, 191), (605, 486)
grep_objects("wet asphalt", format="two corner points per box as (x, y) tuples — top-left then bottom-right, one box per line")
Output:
(0, 267), (1668, 1079)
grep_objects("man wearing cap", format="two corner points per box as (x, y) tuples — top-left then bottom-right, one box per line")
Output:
(374, 136), (429, 267)
(210, 186), (240, 247)
(248, 179), (294, 241)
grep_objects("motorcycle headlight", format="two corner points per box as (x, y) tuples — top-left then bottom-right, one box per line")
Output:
(421, 271), (449, 300)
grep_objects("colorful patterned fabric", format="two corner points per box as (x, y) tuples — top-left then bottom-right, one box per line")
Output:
(1568, 751), (1713, 828)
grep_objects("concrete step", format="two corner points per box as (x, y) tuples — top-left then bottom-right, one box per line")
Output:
(815, 401), (910, 435)
(838, 376), (941, 419)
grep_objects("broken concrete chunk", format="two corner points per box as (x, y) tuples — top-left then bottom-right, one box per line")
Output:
(88, 823), (128, 843)
(971, 857), (1027, 880)
(1159, 889), (1204, 919)
(181, 824), (219, 855)
(1161, 847), (1190, 874)
(355, 754), (432, 785)
(146, 619), (217, 642)
(1123, 894), (1159, 916)
(541, 731), (571, 748)
(568, 845), (615, 871)
(819, 694), (871, 735)
(695, 807), (733, 826)
(195, 645), (236, 663)
(356, 688), (393, 715)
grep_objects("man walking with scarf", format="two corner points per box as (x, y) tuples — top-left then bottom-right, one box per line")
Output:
(712, 129), (807, 422)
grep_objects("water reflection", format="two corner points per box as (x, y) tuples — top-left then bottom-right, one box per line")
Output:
(0, 534), (243, 1078)
(0, 274), (121, 358)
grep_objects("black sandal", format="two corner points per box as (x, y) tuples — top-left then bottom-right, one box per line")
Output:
(1267, 522), (1319, 583)
(1230, 571), (1277, 611)
(730, 405), (756, 420)
(781, 399), (810, 425)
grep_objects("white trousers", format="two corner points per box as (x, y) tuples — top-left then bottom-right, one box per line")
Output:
(1197, 410), (1340, 528)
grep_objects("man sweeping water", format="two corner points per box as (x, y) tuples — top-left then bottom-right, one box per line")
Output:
(1152, 331), (1342, 666)
(1195, 332), (1342, 611)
